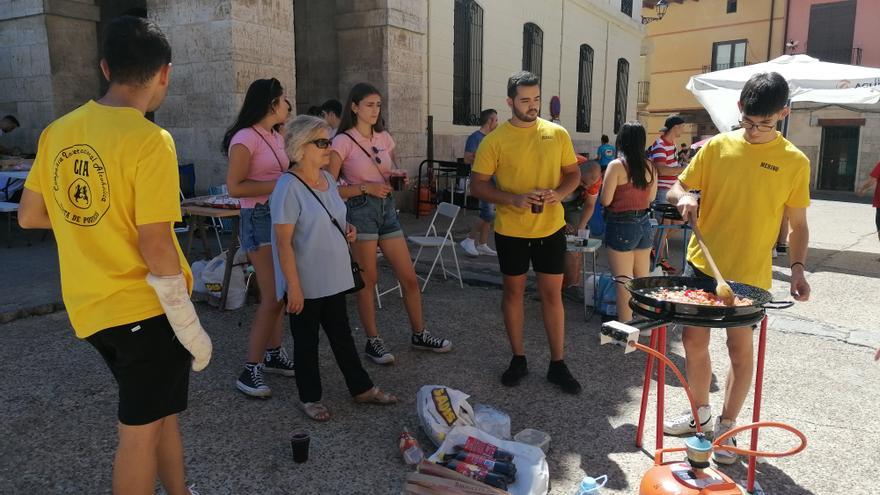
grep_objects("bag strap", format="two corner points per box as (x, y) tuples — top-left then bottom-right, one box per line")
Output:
(286, 171), (349, 243)
(339, 130), (391, 184)
(252, 126), (288, 173)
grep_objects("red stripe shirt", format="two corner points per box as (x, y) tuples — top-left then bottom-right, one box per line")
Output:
(649, 137), (679, 189)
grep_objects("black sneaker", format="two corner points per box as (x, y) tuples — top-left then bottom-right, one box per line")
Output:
(263, 347), (296, 377)
(411, 330), (452, 353)
(547, 360), (582, 394)
(236, 363), (271, 398)
(501, 355), (528, 387)
(365, 337), (395, 365)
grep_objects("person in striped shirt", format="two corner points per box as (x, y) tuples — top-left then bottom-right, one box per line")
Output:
(648, 115), (686, 273)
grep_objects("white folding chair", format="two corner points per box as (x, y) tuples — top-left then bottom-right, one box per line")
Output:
(408, 202), (463, 292)
(375, 250), (402, 309)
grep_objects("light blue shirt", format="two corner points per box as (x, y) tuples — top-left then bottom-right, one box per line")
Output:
(270, 171), (354, 300)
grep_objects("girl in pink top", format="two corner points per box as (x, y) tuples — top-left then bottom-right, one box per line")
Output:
(328, 82), (452, 365)
(222, 78), (294, 398)
(599, 122), (657, 322)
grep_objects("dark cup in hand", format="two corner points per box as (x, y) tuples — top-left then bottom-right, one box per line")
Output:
(531, 201), (544, 214)
(390, 171), (407, 191)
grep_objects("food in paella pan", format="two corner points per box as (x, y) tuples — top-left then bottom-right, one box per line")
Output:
(648, 287), (753, 307)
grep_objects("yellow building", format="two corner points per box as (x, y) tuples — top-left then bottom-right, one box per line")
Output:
(639, 0), (786, 144)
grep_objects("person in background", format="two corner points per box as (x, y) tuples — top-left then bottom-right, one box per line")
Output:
(857, 159), (880, 251)
(562, 157), (602, 288)
(600, 122), (657, 323)
(320, 99), (343, 137)
(328, 82), (452, 365)
(460, 108), (499, 257)
(677, 142), (690, 167)
(649, 115), (686, 273)
(470, 71), (583, 394)
(19, 16), (208, 495)
(596, 134), (616, 170)
(663, 72), (810, 465)
(272, 115), (397, 422)
(223, 78), (295, 399)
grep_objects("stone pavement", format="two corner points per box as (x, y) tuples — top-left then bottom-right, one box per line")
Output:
(1, 198), (879, 494)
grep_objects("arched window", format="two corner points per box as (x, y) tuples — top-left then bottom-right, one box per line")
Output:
(522, 23), (543, 80)
(613, 58), (630, 134)
(453, 0), (484, 125)
(576, 44), (594, 133)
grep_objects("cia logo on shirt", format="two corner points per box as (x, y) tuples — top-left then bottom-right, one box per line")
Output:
(51, 144), (110, 226)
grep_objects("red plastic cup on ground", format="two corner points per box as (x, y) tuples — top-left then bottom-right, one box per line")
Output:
(291, 431), (310, 463)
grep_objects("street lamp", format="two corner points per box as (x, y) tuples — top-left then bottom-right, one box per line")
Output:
(641, 0), (669, 25)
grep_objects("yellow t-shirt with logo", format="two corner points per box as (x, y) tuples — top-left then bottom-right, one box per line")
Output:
(472, 118), (578, 238)
(24, 100), (192, 338)
(679, 129), (810, 289)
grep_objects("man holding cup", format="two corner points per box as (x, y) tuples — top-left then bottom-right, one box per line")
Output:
(470, 71), (582, 394)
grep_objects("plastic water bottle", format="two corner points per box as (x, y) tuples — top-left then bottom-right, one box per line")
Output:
(398, 428), (424, 465)
(575, 474), (608, 494)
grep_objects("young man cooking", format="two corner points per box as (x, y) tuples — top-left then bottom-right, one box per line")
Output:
(663, 72), (811, 464)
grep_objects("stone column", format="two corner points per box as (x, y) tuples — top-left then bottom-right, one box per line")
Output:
(335, 0), (428, 201)
(149, 0), (296, 190)
(0, 0), (100, 153)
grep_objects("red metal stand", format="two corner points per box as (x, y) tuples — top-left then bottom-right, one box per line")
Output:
(634, 316), (768, 487)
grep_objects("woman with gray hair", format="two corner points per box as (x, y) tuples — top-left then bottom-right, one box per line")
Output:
(270, 115), (397, 421)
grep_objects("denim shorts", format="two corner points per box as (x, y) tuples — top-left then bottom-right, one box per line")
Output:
(604, 210), (654, 252)
(345, 194), (403, 241)
(478, 200), (496, 223)
(240, 202), (272, 252)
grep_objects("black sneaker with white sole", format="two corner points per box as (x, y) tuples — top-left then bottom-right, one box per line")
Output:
(411, 330), (452, 353)
(236, 363), (271, 398)
(263, 347), (296, 377)
(365, 337), (395, 364)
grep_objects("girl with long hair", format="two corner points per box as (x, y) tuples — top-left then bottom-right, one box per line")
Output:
(327, 82), (452, 364)
(599, 121), (657, 322)
(223, 78), (294, 398)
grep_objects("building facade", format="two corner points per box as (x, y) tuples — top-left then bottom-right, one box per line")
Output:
(0, 0), (644, 193)
(638, 0), (786, 144)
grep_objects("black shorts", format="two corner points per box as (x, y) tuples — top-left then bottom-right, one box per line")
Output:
(495, 227), (566, 276)
(87, 314), (191, 426)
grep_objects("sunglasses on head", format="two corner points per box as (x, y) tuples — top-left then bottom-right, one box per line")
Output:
(310, 138), (332, 149)
(370, 146), (382, 164)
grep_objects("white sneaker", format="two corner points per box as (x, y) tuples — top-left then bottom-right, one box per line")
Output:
(712, 417), (738, 465)
(663, 405), (713, 436)
(476, 243), (497, 256)
(460, 238), (479, 257)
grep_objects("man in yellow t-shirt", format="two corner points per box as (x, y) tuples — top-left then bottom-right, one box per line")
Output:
(471, 71), (582, 394)
(18, 16), (210, 494)
(665, 72), (811, 465)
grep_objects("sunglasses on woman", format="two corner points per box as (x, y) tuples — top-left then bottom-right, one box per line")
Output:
(310, 138), (332, 149)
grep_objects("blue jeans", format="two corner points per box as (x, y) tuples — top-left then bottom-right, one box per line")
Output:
(240, 202), (272, 252)
(345, 194), (403, 241)
(604, 210), (653, 252)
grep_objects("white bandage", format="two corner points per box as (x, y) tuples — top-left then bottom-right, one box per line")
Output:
(146, 273), (212, 372)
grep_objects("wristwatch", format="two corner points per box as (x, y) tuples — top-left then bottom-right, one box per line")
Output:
(359, 184), (367, 195)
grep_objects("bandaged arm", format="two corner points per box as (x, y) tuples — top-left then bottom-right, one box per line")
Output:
(138, 222), (212, 371)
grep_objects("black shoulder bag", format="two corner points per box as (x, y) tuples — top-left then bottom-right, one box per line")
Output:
(286, 171), (365, 294)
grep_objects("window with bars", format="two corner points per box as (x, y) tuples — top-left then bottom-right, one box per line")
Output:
(613, 58), (629, 134)
(621, 0), (633, 17)
(576, 44), (594, 133)
(453, 0), (484, 126)
(522, 23), (543, 81)
(726, 0), (737, 13)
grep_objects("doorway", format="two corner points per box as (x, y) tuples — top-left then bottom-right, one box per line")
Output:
(817, 126), (860, 191)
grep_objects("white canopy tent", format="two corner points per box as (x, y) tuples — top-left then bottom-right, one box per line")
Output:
(686, 55), (880, 132)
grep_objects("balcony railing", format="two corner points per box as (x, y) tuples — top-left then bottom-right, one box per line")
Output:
(638, 81), (650, 105)
(702, 61), (749, 73)
(621, 0), (633, 17)
(804, 47), (863, 65)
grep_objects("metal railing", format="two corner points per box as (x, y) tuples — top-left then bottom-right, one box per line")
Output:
(702, 61), (749, 73)
(638, 81), (650, 105)
(804, 47), (862, 65)
(621, 0), (633, 17)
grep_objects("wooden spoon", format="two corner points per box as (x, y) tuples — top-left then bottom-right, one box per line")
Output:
(690, 223), (736, 306)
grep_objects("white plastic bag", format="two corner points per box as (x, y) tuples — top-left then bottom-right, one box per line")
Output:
(428, 425), (549, 495)
(190, 260), (209, 294)
(473, 403), (511, 440)
(416, 385), (476, 447)
(200, 248), (248, 310)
